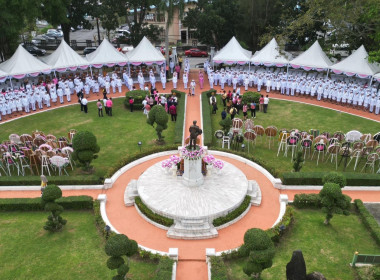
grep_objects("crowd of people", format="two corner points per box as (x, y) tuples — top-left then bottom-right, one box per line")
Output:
(140, 87), (179, 121)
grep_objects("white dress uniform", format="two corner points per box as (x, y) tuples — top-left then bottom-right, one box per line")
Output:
(375, 97), (380, 114)
(65, 86), (71, 102)
(44, 93), (51, 107)
(149, 74), (156, 89)
(172, 72), (178, 89)
(183, 72), (188, 89)
(160, 71), (166, 89)
(138, 72), (145, 89)
(110, 79), (116, 93)
(117, 78), (122, 93)
(57, 88), (64, 104)
(84, 84), (90, 95)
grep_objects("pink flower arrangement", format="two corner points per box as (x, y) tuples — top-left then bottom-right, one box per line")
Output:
(170, 155), (181, 164)
(181, 145), (205, 160)
(203, 155), (215, 165)
(161, 159), (173, 169)
(213, 160), (224, 170)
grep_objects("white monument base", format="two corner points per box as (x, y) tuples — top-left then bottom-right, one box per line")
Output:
(182, 157), (204, 187)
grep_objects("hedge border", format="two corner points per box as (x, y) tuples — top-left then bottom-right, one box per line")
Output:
(282, 172), (380, 186)
(0, 195), (93, 211)
(210, 256), (228, 280)
(202, 90), (213, 147)
(354, 199), (380, 246)
(0, 175), (102, 186)
(213, 196), (251, 227)
(134, 196), (174, 227)
(171, 89), (186, 144)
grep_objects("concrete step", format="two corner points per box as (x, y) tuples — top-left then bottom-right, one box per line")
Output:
(167, 220), (218, 239)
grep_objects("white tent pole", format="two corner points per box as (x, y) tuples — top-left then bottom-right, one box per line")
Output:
(286, 64), (289, 82)
(128, 63), (131, 76)
(53, 70), (57, 78)
(369, 76), (373, 86)
(9, 76), (13, 89)
(90, 66), (93, 78)
(249, 62), (251, 71)
(325, 68), (329, 80)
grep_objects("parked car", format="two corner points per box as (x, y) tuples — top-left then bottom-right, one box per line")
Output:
(83, 47), (97, 55)
(46, 29), (63, 39)
(23, 44), (46, 56)
(184, 48), (208, 57)
(32, 34), (57, 45)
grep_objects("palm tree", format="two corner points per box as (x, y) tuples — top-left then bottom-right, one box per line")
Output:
(157, 0), (185, 77)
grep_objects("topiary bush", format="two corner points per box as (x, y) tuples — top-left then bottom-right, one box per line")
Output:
(219, 118), (232, 135)
(147, 105), (169, 143)
(105, 234), (138, 279)
(125, 90), (149, 109)
(41, 184), (67, 232)
(239, 228), (275, 279)
(153, 257), (174, 280)
(322, 172), (347, 188)
(72, 131), (100, 171)
(241, 91), (261, 104)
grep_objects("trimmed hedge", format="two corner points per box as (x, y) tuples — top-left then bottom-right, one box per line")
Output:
(0, 175), (102, 186)
(0, 195), (93, 211)
(282, 172), (380, 186)
(135, 196), (174, 227)
(125, 90), (150, 110)
(213, 196), (251, 227)
(241, 91), (261, 104)
(210, 256), (228, 280)
(211, 147), (279, 178)
(203, 89), (217, 98)
(94, 200), (117, 239)
(202, 91), (213, 147)
(153, 257), (174, 280)
(293, 193), (322, 209)
(266, 206), (295, 243)
(354, 199), (380, 246)
(104, 145), (178, 178)
(172, 89), (186, 144)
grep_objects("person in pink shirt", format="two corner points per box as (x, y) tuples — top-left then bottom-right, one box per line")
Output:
(199, 71), (204, 89)
(175, 65), (181, 79)
(106, 97), (113, 116)
(259, 95), (264, 112)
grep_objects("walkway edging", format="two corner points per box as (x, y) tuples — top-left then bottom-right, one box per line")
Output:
(280, 185), (380, 191)
(0, 184), (105, 191)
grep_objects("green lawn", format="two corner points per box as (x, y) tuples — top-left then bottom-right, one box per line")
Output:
(225, 209), (380, 280)
(210, 97), (380, 175)
(0, 98), (176, 177)
(0, 211), (158, 280)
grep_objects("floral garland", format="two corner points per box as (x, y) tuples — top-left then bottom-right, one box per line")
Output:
(213, 160), (224, 170)
(203, 155), (215, 165)
(161, 155), (181, 169)
(181, 145), (205, 160)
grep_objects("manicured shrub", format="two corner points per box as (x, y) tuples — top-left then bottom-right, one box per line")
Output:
(210, 256), (228, 280)
(292, 151), (304, 172)
(147, 105), (169, 143)
(135, 197), (174, 227)
(213, 196), (251, 227)
(41, 184), (67, 232)
(322, 172), (346, 188)
(219, 118), (232, 135)
(266, 206), (295, 243)
(203, 89), (217, 98)
(202, 91), (213, 146)
(107, 256), (125, 270)
(320, 183), (351, 225)
(354, 199), (380, 246)
(125, 90), (149, 109)
(293, 194), (322, 209)
(240, 228), (275, 279)
(241, 91), (261, 104)
(153, 257), (174, 280)
(72, 131), (100, 170)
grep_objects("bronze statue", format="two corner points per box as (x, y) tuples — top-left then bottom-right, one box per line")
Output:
(189, 120), (202, 150)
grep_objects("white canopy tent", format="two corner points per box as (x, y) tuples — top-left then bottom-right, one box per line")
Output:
(126, 36), (165, 65)
(289, 41), (333, 71)
(251, 38), (288, 67)
(86, 39), (128, 68)
(374, 72), (380, 83)
(330, 45), (380, 79)
(0, 45), (51, 80)
(212, 37), (252, 65)
(41, 40), (89, 72)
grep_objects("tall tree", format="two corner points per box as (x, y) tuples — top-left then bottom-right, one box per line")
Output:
(183, 0), (240, 49)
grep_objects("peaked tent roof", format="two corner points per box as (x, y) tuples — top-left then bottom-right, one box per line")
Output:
(290, 40), (333, 71)
(213, 37), (252, 64)
(330, 45), (380, 78)
(86, 39), (127, 68)
(41, 40), (89, 72)
(374, 72), (380, 82)
(251, 38), (288, 67)
(0, 45), (51, 79)
(126, 36), (165, 65)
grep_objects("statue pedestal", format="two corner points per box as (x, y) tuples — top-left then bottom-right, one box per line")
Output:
(183, 157), (204, 187)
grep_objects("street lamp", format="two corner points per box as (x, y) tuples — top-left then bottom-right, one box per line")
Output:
(138, 141), (142, 152)
(241, 144), (245, 152)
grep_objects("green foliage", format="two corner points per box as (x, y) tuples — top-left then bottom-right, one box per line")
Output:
(320, 183), (351, 224)
(153, 257), (174, 280)
(202, 91), (213, 146)
(203, 89), (217, 98)
(125, 90), (150, 109)
(240, 228), (275, 278)
(356, 265), (380, 280)
(241, 92), (261, 104)
(72, 131), (100, 170)
(0, 196), (93, 211)
(213, 196), (251, 227)
(219, 118), (232, 135)
(117, 263), (130, 276)
(293, 194), (322, 209)
(266, 206), (295, 243)
(107, 256), (125, 270)
(322, 172), (347, 188)
(147, 105), (169, 142)
(134, 197), (174, 227)
(292, 151), (304, 172)
(0, 175), (102, 186)
(282, 172), (380, 186)
(210, 256), (228, 280)
(41, 184), (67, 232)
(93, 200), (116, 240)
(354, 199), (380, 246)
